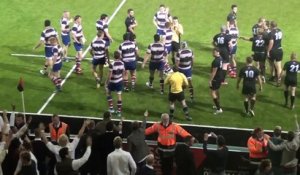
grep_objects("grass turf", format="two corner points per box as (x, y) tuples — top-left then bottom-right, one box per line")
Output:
(1, 0), (300, 130)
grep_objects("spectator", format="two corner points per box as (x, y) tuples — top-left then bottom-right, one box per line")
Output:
(49, 114), (70, 143)
(145, 113), (192, 175)
(247, 127), (270, 174)
(76, 120), (100, 175)
(0, 111), (10, 175)
(32, 128), (51, 175)
(56, 136), (92, 175)
(97, 121), (121, 175)
(95, 112), (119, 135)
(203, 132), (228, 175)
(268, 115), (300, 175)
(140, 154), (156, 175)
(255, 159), (274, 175)
(17, 151), (38, 175)
(268, 126), (283, 175)
(42, 120), (87, 162)
(107, 136), (136, 175)
(175, 135), (197, 175)
(127, 113), (149, 174)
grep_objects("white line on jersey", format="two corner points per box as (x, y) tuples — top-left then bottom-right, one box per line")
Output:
(37, 0), (127, 114)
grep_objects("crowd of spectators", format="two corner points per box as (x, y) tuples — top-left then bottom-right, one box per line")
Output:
(1, 108), (300, 175)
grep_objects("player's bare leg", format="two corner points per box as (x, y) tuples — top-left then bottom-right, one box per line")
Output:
(75, 51), (83, 74)
(222, 63), (229, 84)
(123, 70), (129, 92)
(146, 70), (155, 88)
(290, 86), (296, 109)
(211, 90), (222, 114)
(249, 94), (256, 116)
(62, 44), (70, 62)
(259, 60), (266, 83)
(243, 96), (249, 115)
(92, 64), (100, 88)
(180, 99), (191, 121)
(284, 85), (289, 107)
(229, 54), (237, 78)
(268, 59), (275, 81)
(188, 79), (194, 102)
(130, 70), (136, 91)
(106, 89), (114, 113)
(274, 61), (282, 86)
(169, 101), (175, 120)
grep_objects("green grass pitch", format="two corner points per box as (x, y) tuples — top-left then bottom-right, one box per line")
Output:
(1, 0), (300, 130)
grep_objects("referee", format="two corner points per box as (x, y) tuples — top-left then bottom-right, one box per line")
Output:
(164, 66), (191, 121)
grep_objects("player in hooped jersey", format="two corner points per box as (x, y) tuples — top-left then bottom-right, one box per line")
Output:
(280, 53), (300, 109)
(34, 20), (58, 76)
(96, 14), (113, 47)
(213, 25), (233, 84)
(153, 4), (172, 35)
(89, 30), (109, 88)
(228, 24), (239, 78)
(71, 15), (86, 74)
(60, 11), (72, 62)
(175, 42), (194, 102)
(209, 48), (224, 115)
(49, 37), (63, 92)
(142, 34), (167, 94)
(267, 21), (283, 86)
(162, 22), (173, 63)
(118, 33), (138, 92)
(237, 57), (262, 117)
(106, 51), (125, 117)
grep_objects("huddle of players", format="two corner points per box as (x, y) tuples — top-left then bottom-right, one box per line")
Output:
(211, 5), (299, 116)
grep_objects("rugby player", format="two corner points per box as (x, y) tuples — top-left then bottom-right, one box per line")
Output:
(171, 16), (183, 65)
(280, 53), (300, 109)
(33, 19), (58, 76)
(125, 9), (138, 37)
(118, 33), (138, 92)
(228, 24), (239, 78)
(60, 11), (72, 62)
(96, 14), (113, 47)
(209, 48), (223, 115)
(237, 57), (262, 117)
(153, 4), (172, 35)
(252, 17), (266, 37)
(71, 15), (86, 74)
(162, 22), (173, 63)
(175, 42), (194, 102)
(106, 51), (125, 117)
(89, 30), (109, 88)
(142, 34), (167, 94)
(226, 4), (238, 29)
(267, 21), (283, 86)
(213, 25), (233, 85)
(49, 37), (63, 92)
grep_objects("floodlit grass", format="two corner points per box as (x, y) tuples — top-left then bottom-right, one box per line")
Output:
(1, 0), (300, 130)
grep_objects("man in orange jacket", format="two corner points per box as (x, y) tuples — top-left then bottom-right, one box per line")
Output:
(145, 113), (192, 175)
(49, 114), (70, 142)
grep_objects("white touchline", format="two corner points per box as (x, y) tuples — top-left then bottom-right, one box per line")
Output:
(37, 0), (127, 114)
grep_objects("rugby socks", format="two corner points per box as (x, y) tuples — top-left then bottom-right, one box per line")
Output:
(291, 96), (295, 108)
(213, 98), (220, 110)
(75, 57), (81, 71)
(131, 75), (136, 89)
(244, 101), (249, 113)
(284, 90), (289, 105)
(160, 79), (164, 93)
(149, 76), (154, 86)
(52, 77), (62, 90)
(183, 107), (189, 118)
(189, 86), (194, 100)
(107, 96), (113, 110)
(228, 65), (233, 74)
(250, 99), (256, 110)
(169, 108), (175, 119)
(260, 64), (266, 76)
(117, 100), (122, 113)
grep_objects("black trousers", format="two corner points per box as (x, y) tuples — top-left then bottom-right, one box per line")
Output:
(158, 150), (174, 175)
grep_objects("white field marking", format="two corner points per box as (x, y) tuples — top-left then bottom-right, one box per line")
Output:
(37, 0), (127, 114)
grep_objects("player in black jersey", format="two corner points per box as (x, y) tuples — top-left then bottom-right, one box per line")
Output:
(213, 25), (233, 84)
(280, 53), (300, 109)
(125, 9), (137, 40)
(237, 57), (262, 116)
(226, 4), (238, 29)
(240, 28), (267, 83)
(267, 21), (283, 86)
(209, 48), (224, 115)
(252, 17), (266, 37)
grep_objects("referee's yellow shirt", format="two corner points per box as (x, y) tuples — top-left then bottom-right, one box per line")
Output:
(164, 72), (188, 93)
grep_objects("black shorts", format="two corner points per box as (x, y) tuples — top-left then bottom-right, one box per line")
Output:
(210, 80), (221, 90)
(169, 91), (185, 102)
(285, 78), (297, 87)
(253, 52), (266, 62)
(242, 85), (256, 96)
(270, 49), (283, 62)
(219, 49), (230, 63)
(171, 41), (180, 52)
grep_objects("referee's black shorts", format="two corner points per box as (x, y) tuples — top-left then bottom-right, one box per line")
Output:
(169, 91), (185, 102)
